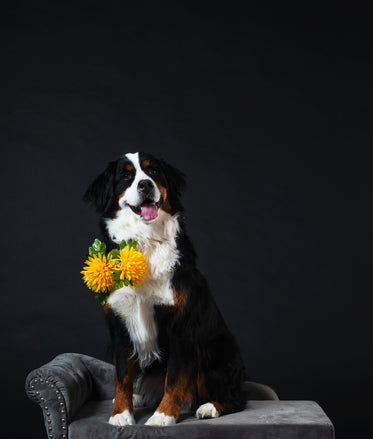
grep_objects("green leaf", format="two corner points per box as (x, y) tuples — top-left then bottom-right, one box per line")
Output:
(111, 270), (120, 281)
(111, 249), (120, 259)
(127, 239), (137, 249)
(120, 240), (127, 250)
(88, 247), (96, 256)
(92, 238), (102, 251)
(93, 291), (110, 306)
(100, 242), (106, 254)
(123, 279), (130, 287)
(115, 280), (124, 289)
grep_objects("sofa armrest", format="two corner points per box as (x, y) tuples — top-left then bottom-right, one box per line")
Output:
(25, 353), (110, 438)
(242, 381), (279, 401)
(77, 353), (115, 400)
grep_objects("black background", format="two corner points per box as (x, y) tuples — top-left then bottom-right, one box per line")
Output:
(1, 2), (372, 438)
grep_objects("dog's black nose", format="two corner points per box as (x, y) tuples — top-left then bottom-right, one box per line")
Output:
(138, 179), (154, 194)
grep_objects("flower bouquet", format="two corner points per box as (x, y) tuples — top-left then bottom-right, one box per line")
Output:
(81, 238), (147, 305)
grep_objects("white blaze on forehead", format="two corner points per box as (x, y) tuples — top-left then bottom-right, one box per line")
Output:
(125, 152), (149, 183)
(120, 152), (161, 207)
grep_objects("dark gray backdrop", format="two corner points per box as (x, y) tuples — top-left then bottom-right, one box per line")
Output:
(1, 2), (372, 438)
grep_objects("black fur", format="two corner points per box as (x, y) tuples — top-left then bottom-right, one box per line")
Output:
(84, 152), (247, 416)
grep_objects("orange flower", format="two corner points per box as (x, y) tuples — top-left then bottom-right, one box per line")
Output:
(81, 253), (116, 293)
(114, 247), (147, 287)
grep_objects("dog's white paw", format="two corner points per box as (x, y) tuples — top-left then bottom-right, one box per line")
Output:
(145, 411), (176, 426)
(109, 410), (136, 426)
(133, 393), (143, 408)
(196, 402), (220, 419)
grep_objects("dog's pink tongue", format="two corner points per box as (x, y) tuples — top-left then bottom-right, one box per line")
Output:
(141, 203), (158, 221)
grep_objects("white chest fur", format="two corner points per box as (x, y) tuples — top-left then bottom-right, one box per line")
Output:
(105, 209), (180, 367)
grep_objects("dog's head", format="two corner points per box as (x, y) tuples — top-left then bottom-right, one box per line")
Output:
(84, 152), (186, 221)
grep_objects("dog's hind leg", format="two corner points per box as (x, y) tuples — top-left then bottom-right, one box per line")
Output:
(132, 393), (143, 407)
(197, 335), (247, 418)
(196, 401), (224, 418)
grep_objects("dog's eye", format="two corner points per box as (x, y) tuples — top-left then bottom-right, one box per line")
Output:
(148, 168), (158, 176)
(123, 172), (133, 180)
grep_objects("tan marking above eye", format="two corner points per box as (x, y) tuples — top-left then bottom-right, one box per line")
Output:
(125, 163), (135, 171)
(141, 160), (151, 168)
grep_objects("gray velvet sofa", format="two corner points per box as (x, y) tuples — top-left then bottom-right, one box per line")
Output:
(25, 353), (335, 439)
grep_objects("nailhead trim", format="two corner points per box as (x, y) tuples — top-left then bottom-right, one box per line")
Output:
(29, 377), (68, 438)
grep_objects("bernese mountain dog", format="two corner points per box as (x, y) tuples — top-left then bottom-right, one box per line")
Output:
(84, 152), (247, 426)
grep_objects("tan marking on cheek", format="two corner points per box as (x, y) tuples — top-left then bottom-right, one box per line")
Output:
(141, 160), (150, 168)
(125, 163), (135, 171)
(117, 189), (128, 209)
(156, 183), (167, 202)
(155, 183), (172, 213)
(157, 374), (191, 419)
(111, 357), (137, 416)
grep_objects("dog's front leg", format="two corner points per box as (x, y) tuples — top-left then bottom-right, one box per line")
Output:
(105, 304), (138, 426)
(145, 340), (193, 426)
(109, 356), (137, 426)
(145, 372), (190, 426)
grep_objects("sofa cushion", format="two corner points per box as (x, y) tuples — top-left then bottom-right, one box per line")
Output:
(69, 399), (334, 439)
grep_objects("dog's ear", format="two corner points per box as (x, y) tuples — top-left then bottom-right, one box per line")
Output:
(83, 160), (118, 214)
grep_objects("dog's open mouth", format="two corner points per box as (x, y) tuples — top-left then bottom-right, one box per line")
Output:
(129, 198), (162, 221)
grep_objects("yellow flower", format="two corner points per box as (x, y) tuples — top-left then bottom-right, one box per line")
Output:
(114, 247), (147, 287)
(81, 253), (116, 293)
